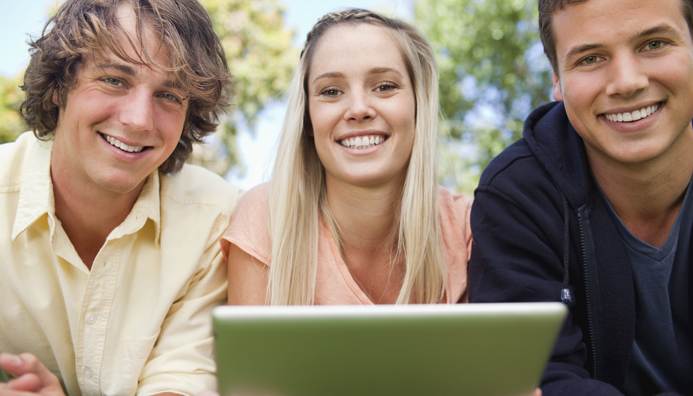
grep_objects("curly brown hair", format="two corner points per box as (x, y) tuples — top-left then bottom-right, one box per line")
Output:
(539, 0), (693, 75)
(20, 0), (231, 174)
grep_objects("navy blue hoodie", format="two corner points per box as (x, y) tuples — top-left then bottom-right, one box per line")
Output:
(468, 101), (691, 395)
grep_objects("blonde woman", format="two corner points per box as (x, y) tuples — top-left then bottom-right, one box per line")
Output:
(221, 9), (472, 306)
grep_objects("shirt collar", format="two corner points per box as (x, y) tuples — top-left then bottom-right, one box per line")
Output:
(11, 137), (162, 245)
(11, 138), (55, 241)
(112, 171), (162, 246)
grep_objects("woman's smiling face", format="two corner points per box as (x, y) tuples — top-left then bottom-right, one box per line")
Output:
(307, 23), (416, 189)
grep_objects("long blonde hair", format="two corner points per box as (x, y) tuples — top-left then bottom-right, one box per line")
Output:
(268, 9), (445, 305)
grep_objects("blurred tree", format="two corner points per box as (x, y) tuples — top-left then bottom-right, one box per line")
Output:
(0, 73), (26, 145)
(415, 0), (552, 194)
(191, 0), (299, 177)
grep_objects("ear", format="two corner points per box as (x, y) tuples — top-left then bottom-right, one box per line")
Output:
(552, 71), (563, 102)
(52, 88), (58, 105)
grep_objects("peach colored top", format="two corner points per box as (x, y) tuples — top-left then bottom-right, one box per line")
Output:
(221, 183), (473, 304)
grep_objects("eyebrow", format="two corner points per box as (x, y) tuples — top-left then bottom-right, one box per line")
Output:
(369, 67), (405, 78)
(562, 24), (682, 63)
(563, 43), (606, 63)
(312, 71), (344, 84)
(96, 62), (137, 77)
(311, 67), (406, 85)
(633, 24), (679, 41)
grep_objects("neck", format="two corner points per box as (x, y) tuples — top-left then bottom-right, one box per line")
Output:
(325, 177), (405, 304)
(51, 165), (144, 270)
(326, 177), (402, 253)
(588, 135), (693, 247)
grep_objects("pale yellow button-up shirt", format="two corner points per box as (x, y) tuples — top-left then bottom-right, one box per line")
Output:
(0, 133), (242, 395)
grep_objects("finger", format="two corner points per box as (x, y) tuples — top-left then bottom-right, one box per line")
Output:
(0, 353), (60, 393)
(5, 373), (41, 392)
(15, 354), (57, 387)
(0, 354), (23, 377)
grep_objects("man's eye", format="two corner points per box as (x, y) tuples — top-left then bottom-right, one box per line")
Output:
(646, 41), (663, 50)
(105, 78), (122, 86)
(582, 56), (599, 65)
(161, 93), (179, 102)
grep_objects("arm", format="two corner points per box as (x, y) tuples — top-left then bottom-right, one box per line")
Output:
(227, 243), (268, 305)
(221, 184), (272, 306)
(138, 247), (227, 396)
(133, 206), (231, 396)
(469, 181), (623, 396)
(0, 352), (206, 396)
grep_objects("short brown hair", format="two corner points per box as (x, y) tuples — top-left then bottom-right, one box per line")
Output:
(539, 0), (693, 74)
(20, 0), (231, 174)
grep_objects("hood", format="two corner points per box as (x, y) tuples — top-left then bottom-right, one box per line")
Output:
(523, 101), (593, 210)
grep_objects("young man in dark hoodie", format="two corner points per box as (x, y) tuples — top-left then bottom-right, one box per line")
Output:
(469, 0), (693, 395)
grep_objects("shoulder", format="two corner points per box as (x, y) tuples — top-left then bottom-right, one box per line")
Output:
(478, 138), (542, 190)
(0, 132), (47, 189)
(159, 163), (243, 214)
(235, 182), (269, 210)
(437, 187), (473, 249)
(227, 183), (269, 231)
(438, 186), (472, 225)
(474, 137), (562, 220)
(220, 183), (271, 264)
(437, 187), (473, 301)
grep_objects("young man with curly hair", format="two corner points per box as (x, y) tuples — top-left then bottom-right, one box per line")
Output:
(0, 0), (241, 394)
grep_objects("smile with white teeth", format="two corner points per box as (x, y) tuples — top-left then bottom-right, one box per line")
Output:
(339, 135), (387, 149)
(103, 134), (145, 153)
(604, 103), (660, 123)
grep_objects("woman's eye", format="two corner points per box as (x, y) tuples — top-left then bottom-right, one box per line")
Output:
(376, 83), (396, 92)
(321, 88), (340, 96)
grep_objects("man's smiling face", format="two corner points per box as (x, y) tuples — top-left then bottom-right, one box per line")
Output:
(551, 0), (693, 169)
(51, 3), (188, 197)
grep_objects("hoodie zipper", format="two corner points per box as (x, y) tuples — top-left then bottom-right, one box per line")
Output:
(577, 209), (598, 380)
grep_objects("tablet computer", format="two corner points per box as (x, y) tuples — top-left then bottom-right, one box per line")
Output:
(213, 303), (566, 396)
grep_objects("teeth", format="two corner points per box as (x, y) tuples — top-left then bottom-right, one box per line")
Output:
(339, 135), (386, 149)
(104, 135), (144, 153)
(605, 103), (660, 123)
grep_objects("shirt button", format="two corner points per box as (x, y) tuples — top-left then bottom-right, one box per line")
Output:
(131, 233), (138, 240)
(83, 367), (92, 378)
(86, 314), (97, 324)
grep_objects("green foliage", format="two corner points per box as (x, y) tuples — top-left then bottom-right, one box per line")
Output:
(192, 0), (299, 176)
(0, 73), (26, 145)
(415, 0), (552, 194)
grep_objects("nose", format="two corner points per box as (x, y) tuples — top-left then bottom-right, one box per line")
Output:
(343, 90), (376, 121)
(119, 89), (154, 132)
(605, 53), (649, 97)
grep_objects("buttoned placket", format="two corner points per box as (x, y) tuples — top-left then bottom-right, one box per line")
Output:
(75, 210), (147, 394)
(75, 238), (123, 394)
